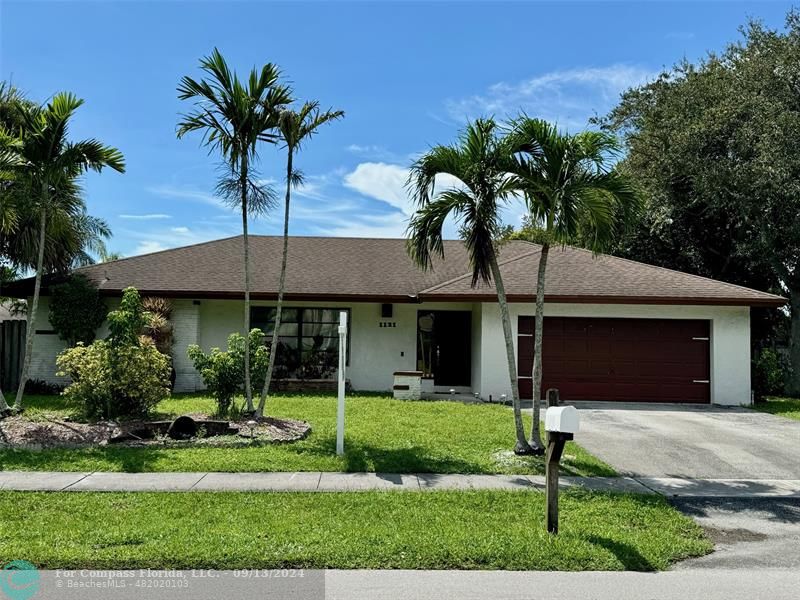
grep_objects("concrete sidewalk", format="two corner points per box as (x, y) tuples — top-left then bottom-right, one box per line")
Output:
(1, 470), (800, 497)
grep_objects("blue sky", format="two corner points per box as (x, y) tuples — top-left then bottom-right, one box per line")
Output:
(0, 0), (793, 257)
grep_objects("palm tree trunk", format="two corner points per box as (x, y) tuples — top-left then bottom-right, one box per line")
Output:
(257, 149), (293, 417)
(0, 273), (8, 416)
(529, 241), (549, 451)
(240, 154), (254, 413)
(489, 252), (533, 454)
(14, 197), (48, 411)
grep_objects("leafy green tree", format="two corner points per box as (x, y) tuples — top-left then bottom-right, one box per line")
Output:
(57, 287), (170, 420)
(506, 117), (640, 450)
(407, 118), (534, 454)
(257, 102), (343, 417)
(188, 329), (270, 417)
(48, 274), (106, 346)
(600, 12), (799, 393)
(0, 92), (124, 414)
(177, 48), (293, 413)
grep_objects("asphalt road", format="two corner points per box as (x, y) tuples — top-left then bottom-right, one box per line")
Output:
(324, 569), (800, 600)
(27, 568), (800, 600)
(672, 497), (800, 570)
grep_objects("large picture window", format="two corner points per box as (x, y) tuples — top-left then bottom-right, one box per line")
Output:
(251, 307), (350, 380)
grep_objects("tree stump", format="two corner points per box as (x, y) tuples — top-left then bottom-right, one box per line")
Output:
(167, 415), (198, 440)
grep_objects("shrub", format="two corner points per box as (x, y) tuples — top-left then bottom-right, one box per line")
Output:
(753, 347), (788, 402)
(25, 379), (65, 395)
(187, 329), (269, 416)
(56, 287), (171, 420)
(48, 274), (106, 346)
(141, 297), (174, 356)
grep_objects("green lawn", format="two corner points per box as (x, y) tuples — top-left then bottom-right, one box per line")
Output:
(0, 490), (710, 571)
(0, 393), (615, 476)
(753, 397), (800, 421)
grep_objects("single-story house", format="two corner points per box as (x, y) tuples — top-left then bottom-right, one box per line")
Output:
(6, 235), (785, 405)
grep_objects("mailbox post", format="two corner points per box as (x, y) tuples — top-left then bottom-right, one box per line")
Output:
(544, 405), (580, 534)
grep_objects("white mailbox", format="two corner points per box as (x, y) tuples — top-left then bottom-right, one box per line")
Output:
(545, 405), (580, 434)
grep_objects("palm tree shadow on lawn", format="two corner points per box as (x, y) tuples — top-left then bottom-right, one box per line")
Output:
(587, 535), (656, 571)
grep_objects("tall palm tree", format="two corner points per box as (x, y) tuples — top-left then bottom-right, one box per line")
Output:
(506, 116), (641, 450)
(257, 101), (343, 417)
(2, 92), (124, 412)
(177, 49), (293, 413)
(407, 118), (534, 455)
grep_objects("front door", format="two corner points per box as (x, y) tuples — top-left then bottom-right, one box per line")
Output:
(417, 310), (471, 387)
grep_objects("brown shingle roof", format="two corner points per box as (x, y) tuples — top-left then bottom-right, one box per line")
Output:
(5, 235), (785, 306)
(421, 243), (785, 306)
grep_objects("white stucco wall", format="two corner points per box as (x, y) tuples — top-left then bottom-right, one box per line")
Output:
(478, 302), (752, 406)
(24, 293), (753, 406)
(193, 299), (477, 393)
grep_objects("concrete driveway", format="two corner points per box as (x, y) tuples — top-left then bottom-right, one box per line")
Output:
(571, 403), (800, 479)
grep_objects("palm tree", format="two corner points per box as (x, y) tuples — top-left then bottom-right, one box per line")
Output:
(407, 118), (534, 455)
(98, 248), (123, 262)
(2, 92), (124, 412)
(506, 116), (641, 450)
(257, 102), (343, 417)
(177, 48), (293, 413)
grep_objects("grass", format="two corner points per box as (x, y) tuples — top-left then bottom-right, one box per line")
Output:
(0, 393), (615, 476)
(0, 489), (710, 571)
(753, 396), (800, 421)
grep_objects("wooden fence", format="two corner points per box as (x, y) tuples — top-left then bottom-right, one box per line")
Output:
(1, 320), (26, 391)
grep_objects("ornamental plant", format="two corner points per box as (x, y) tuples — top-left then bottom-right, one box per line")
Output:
(56, 287), (171, 420)
(48, 274), (107, 346)
(187, 329), (269, 416)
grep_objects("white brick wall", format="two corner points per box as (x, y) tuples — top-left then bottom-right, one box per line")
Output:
(393, 372), (422, 400)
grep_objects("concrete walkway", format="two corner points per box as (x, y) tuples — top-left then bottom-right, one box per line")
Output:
(2, 470), (800, 497)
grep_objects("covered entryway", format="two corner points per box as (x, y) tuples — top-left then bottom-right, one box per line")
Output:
(518, 317), (710, 403)
(417, 310), (471, 387)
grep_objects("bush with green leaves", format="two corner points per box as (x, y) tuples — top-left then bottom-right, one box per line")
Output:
(56, 287), (171, 420)
(753, 348), (789, 401)
(48, 274), (107, 346)
(187, 329), (269, 416)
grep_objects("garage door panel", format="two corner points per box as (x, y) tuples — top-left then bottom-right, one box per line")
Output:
(518, 317), (710, 403)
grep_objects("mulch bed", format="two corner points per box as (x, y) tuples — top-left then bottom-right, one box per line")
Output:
(0, 414), (311, 450)
(0, 417), (121, 449)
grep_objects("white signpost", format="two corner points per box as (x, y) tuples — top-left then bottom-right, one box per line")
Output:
(336, 311), (348, 456)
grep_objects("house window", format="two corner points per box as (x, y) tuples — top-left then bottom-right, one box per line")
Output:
(251, 307), (350, 380)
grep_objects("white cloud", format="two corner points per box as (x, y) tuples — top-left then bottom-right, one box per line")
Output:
(346, 144), (385, 155)
(146, 184), (224, 208)
(128, 222), (240, 256)
(343, 162), (410, 212)
(134, 240), (167, 255)
(311, 212), (410, 238)
(343, 162), (463, 216)
(445, 64), (656, 129)
(119, 213), (171, 220)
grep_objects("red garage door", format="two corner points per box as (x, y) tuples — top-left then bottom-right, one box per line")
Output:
(518, 317), (710, 403)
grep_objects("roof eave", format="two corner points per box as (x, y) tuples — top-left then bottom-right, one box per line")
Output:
(419, 292), (787, 307)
